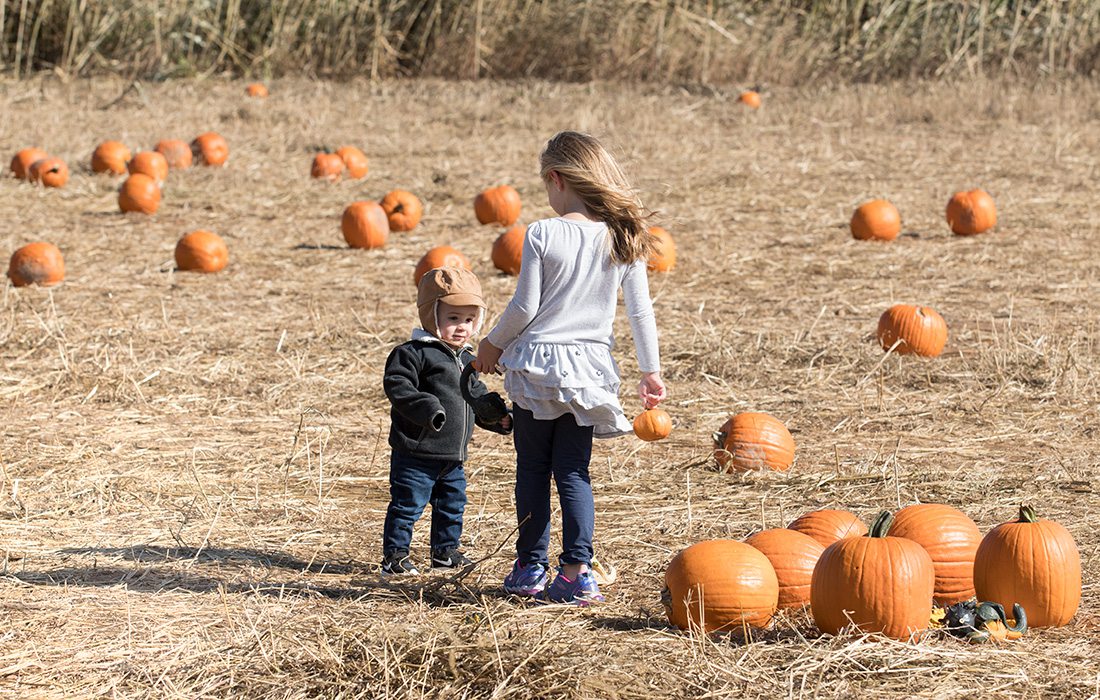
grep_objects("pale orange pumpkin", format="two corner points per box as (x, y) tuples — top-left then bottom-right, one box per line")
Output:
(647, 226), (676, 272)
(155, 140), (193, 169)
(311, 153), (344, 181)
(633, 408), (671, 441)
(175, 230), (228, 273)
(491, 225), (525, 275)
(29, 157), (69, 188)
(850, 199), (901, 241)
(744, 528), (825, 610)
(413, 246), (470, 286)
(245, 83), (269, 98)
(191, 132), (229, 166)
(381, 190), (423, 232)
(91, 141), (132, 174)
(787, 509), (868, 548)
(336, 146), (368, 179)
(662, 540), (778, 633)
(946, 189), (997, 235)
(474, 185), (522, 226)
(8, 242), (64, 287)
(128, 151), (169, 185)
(118, 174), (161, 214)
(877, 304), (947, 357)
(11, 148), (48, 180)
(341, 201), (390, 249)
(739, 91), (761, 109)
(713, 412), (795, 472)
(887, 503), (981, 606)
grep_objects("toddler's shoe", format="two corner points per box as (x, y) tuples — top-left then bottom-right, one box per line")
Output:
(537, 568), (605, 605)
(431, 547), (474, 569)
(502, 559), (549, 596)
(381, 550), (420, 575)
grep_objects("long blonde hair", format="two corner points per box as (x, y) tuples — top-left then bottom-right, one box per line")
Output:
(539, 131), (654, 265)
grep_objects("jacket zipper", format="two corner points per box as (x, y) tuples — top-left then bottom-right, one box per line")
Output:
(453, 349), (468, 461)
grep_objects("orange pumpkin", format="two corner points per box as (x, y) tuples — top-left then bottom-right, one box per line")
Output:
(647, 226), (676, 272)
(887, 503), (981, 606)
(155, 139), (193, 169)
(191, 132), (229, 166)
(311, 153), (344, 181)
(662, 540), (778, 633)
(974, 505), (1081, 628)
(29, 157), (69, 188)
(633, 408), (671, 441)
(11, 148), (48, 180)
(245, 82), (268, 98)
(474, 185), (522, 226)
(739, 90), (761, 109)
(745, 528), (825, 610)
(713, 412), (795, 472)
(787, 509), (868, 548)
(946, 189), (997, 235)
(341, 201), (390, 249)
(118, 174), (161, 214)
(175, 230), (228, 273)
(381, 190), (423, 232)
(850, 199), (901, 241)
(8, 242), (64, 287)
(811, 511), (935, 640)
(877, 304), (947, 357)
(336, 146), (368, 179)
(491, 224), (525, 275)
(413, 246), (470, 286)
(128, 151), (169, 185)
(91, 141), (132, 174)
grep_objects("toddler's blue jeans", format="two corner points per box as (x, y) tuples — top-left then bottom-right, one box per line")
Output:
(512, 406), (595, 567)
(382, 450), (466, 556)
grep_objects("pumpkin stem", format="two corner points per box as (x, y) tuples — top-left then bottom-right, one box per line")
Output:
(1018, 504), (1038, 523)
(868, 510), (893, 537)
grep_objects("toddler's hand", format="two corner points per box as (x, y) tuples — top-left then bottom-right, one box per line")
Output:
(499, 414), (512, 430)
(473, 339), (504, 374)
(638, 371), (667, 409)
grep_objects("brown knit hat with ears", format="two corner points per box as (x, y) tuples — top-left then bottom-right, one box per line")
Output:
(416, 267), (486, 336)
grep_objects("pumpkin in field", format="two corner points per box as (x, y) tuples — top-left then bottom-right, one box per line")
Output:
(245, 83), (268, 98)
(946, 189), (997, 235)
(413, 246), (470, 286)
(191, 132), (229, 166)
(887, 503), (981, 606)
(29, 157), (69, 188)
(811, 511), (935, 640)
(745, 528), (825, 610)
(91, 141), (132, 174)
(739, 90), (761, 109)
(850, 199), (901, 241)
(713, 412), (795, 472)
(974, 505), (1080, 628)
(662, 540), (778, 633)
(155, 140), (193, 169)
(128, 151), (169, 185)
(118, 174), (161, 214)
(336, 146), (368, 179)
(8, 242), (64, 287)
(633, 408), (672, 442)
(11, 148), (48, 180)
(381, 190), (423, 232)
(647, 226), (676, 272)
(474, 185), (521, 226)
(175, 230), (228, 273)
(877, 304), (947, 357)
(311, 153), (344, 181)
(341, 201), (390, 250)
(787, 509), (868, 548)
(491, 224), (525, 275)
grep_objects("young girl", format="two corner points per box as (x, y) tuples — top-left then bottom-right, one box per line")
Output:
(473, 131), (666, 604)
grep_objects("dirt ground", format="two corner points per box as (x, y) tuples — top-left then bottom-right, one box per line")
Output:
(0, 77), (1097, 698)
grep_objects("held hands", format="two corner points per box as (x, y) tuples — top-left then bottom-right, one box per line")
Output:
(638, 371), (667, 409)
(473, 339), (504, 374)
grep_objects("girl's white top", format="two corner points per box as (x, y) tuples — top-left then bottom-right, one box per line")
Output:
(485, 217), (660, 438)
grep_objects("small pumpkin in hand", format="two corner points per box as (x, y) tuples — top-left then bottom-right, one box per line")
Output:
(745, 528), (825, 609)
(662, 540), (778, 633)
(850, 199), (901, 241)
(245, 82), (268, 98)
(787, 509), (868, 548)
(647, 226), (676, 272)
(414, 246), (469, 286)
(10, 148), (48, 180)
(713, 412), (795, 472)
(155, 140), (193, 169)
(8, 242), (64, 287)
(877, 304), (947, 357)
(118, 174), (161, 214)
(311, 153), (344, 181)
(491, 224), (525, 275)
(175, 230), (228, 273)
(341, 201), (390, 249)
(474, 185), (522, 226)
(381, 189), (423, 232)
(128, 151), (169, 185)
(336, 146), (368, 179)
(739, 90), (761, 109)
(91, 141), (132, 174)
(191, 132), (229, 166)
(633, 408), (671, 441)
(29, 157), (69, 188)
(946, 189), (996, 235)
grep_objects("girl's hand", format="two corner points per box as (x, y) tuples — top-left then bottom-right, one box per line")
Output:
(474, 339), (504, 374)
(638, 371), (667, 409)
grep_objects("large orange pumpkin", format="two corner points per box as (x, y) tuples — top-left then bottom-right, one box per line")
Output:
(887, 503), (981, 606)
(191, 132), (229, 166)
(413, 246), (470, 286)
(8, 242), (64, 287)
(811, 512), (935, 640)
(311, 153), (344, 181)
(787, 509), (868, 548)
(474, 185), (522, 226)
(341, 201), (390, 250)
(155, 140), (193, 169)
(974, 505), (1080, 628)
(91, 141), (132, 174)
(946, 189), (997, 235)
(29, 157), (69, 188)
(877, 304), (947, 357)
(381, 190), (423, 232)
(175, 230), (228, 273)
(336, 146), (368, 179)
(11, 148), (48, 180)
(713, 412), (795, 472)
(633, 408), (671, 442)
(128, 151), (169, 185)
(118, 174), (161, 214)
(662, 540), (778, 633)
(245, 82), (268, 98)
(491, 224), (525, 275)
(647, 226), (676, 272)
(850, 199), (901, 241)
(745, 528), (825, 610)
(739, 90), (761, 109)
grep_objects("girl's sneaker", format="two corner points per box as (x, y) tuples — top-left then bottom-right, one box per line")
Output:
(502, 559), (549, 596)
(537, 568), (605, 605)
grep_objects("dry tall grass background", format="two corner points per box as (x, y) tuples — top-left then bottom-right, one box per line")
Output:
(1, 75), (1099, 697)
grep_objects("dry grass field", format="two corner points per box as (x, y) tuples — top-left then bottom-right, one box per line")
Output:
(1, 76), (1098, 698)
